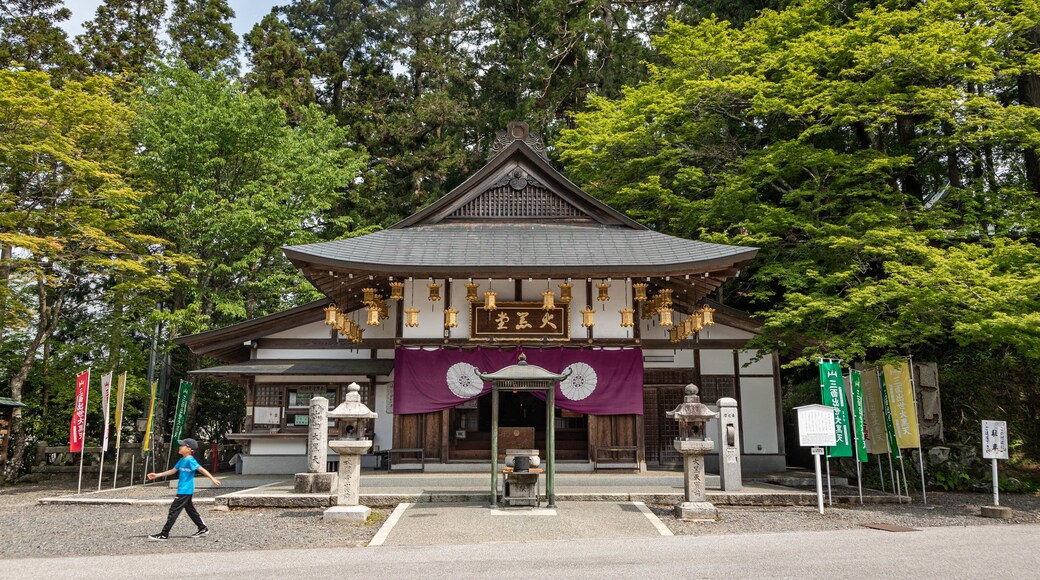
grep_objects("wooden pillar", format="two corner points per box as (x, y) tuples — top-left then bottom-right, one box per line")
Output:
(490, 386), (499, 508)
(546, 385), (556, 508)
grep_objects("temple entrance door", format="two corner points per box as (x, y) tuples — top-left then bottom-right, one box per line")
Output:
(449, 393), (588, 461)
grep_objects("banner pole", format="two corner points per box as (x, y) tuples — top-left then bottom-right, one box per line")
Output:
(130, 454), (134, 487)
(96, 449), (104, 491)
(814, 450), (824, 515)
(887, 454), (897, 500)
(77, 445), (86, 495)
(918, 446), (928, 505)
(877, 455), (885, 492)
(142, 454), (149, 485)
(825, 457), (832, 506)
(855, 454), (863, 505)
(899, 454), (910, 499)
(112, 447), (120, 489)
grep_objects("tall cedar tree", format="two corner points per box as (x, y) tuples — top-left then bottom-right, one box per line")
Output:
(167, 0), (239, 75)
(0, 0), (83, 81)
(75, 0), (166, 78)
(243, 11), (316, 123)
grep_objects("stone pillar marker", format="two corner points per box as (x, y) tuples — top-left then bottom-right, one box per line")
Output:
(324, 383), (377, 522)
(294, 396), (337, 494)
(667, 384), (719, 521)
(717, 397), (742, 492)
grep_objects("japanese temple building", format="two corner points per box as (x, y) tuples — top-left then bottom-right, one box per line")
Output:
(176, 122), (786, 475)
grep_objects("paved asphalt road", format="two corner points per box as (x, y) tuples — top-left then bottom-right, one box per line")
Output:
(4, 524), (1038, 579)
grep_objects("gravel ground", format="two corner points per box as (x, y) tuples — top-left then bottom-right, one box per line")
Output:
(0, 481), (390, 559)
(2, 479), (1038, 559)
(653, 486), (1040, 535)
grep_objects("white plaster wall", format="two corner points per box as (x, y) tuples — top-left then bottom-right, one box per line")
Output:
(250, 438), (306, 455)
(266, 320), (332, 339)
(696, 325), (755, 340)
(738, 350), (774, 375)
(700, 349), (735, 375)
(257, 348), (374, 360)
(739, 376), (779, 453)
(641, 349), (695, 368)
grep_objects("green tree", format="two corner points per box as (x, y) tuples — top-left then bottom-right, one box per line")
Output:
(0, 0), (83, 80)
(0, 70), (184, 478)
(132, 63), (366, 432)
(243, 11), (315, 122)
(558, 0), (1040, 443)
(167, 0), (239, 75)
(75, 0), (166, 78)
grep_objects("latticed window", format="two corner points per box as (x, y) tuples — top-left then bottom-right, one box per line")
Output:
(699, 376), (736, 405)
(254, 385), (283, 406)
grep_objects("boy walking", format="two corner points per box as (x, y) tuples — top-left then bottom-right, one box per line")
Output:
(147, 438), (221, 541)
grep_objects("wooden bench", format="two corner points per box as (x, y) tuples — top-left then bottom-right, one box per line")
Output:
(593, 446), (639, 471)
(382, 448), (425, 472)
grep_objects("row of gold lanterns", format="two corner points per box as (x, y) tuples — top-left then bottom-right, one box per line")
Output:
(325, 279), (716, 336)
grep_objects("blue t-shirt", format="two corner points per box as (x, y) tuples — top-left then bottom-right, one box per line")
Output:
(174, 455), (201, 494)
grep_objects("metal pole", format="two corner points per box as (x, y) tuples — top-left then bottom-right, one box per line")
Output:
(918, 446), (928, 505)
(877, 455), (885, 492)
(887, 453), (896, 498)
(489, 386), (499, 508)
(899, 455), (910, 499)
(112, 447), (120, 489)
(142, 454), (150, 485)
(77, 446), (86, 495)
(855, 454), (863, 505)
(546, 385), (556, 509)
(992, 458), (1000, 506)
(825, 457), (832, 505)
(96, 449), (104, 491)
(130, 454), (134, 487)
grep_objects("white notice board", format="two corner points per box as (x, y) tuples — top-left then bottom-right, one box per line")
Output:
(795, 404), (837, 447)
(982, 420), (1008, 459)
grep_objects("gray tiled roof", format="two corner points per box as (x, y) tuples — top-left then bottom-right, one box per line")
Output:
(189, 359), (394, 376)
(284, 224), (757, 274)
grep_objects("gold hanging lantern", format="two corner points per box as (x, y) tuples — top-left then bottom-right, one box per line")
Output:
(619, 307), (635, 328)
(366, 304), (380, 326)
(354, 326), (364, 343)
(483, 291), (497, 311)
(335, 311), (348, 332)
(581, 305), (595, 327)
(427, 281), (441, 302)
(405, 308), (419, 327)
(558, 282), (573, 303)
(690, 311), (704, 333)
(377, 297), (389, 320)
(658, 306), (674, 328)
(632, 282), (648, 302)
(642, 295), (659, 319)
(465, 282), (480, 302)
(542, 290), (555, 310)
(668, 325), (680, 343)
(345, 319), (358, 340)
(444, 307), (458, 328)
(596, 282), (611, 302)
(362, 287), (377, 305)
(324, 304), (338, 326)
(389, 281), (405, 301)
(700, 305), (715, 326)
(660, 288), (673, 306)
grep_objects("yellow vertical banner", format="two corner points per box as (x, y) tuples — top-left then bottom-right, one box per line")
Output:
(113, 372), (127, 449)
(142, 380), (157, 455)
(882, 361), (920, 449)
(858, 369), (890, 455)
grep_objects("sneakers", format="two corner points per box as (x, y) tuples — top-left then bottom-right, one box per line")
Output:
(191, 528), (209, 538)
(147, 533), (168, 542)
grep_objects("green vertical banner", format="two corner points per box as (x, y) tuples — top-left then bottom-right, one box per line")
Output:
(170, 380), (193, 443)
(848, 371), (869, 462)
(878, 371), (901, 459)
(819, 360), (852, 458)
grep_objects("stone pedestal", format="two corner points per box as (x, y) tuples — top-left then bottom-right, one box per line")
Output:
(294, 472), (337, 494)
(981, 505), (1012, 519)
(674, 439), (717, 521)
(323, 439), (372, 522)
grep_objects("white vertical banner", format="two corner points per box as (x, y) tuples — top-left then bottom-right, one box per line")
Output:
(99, 372), (114, 452)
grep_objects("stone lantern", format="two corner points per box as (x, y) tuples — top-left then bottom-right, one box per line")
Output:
(666, 384), (719, 521)
(324, 383), (377, 521)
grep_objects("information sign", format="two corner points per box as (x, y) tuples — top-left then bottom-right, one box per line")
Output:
(982, 420), (1008, 460)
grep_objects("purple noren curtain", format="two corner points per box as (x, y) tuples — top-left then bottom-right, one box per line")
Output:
(393, 347), (643, 415)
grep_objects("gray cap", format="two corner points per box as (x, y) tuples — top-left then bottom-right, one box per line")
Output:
(177, 438), (198, 452)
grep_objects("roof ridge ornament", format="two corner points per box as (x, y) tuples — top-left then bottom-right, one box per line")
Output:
(489, 121), (549, 162)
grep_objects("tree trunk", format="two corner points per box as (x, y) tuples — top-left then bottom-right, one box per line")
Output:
(0, 243), (10, 345)
(4, 289), (63, 482)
